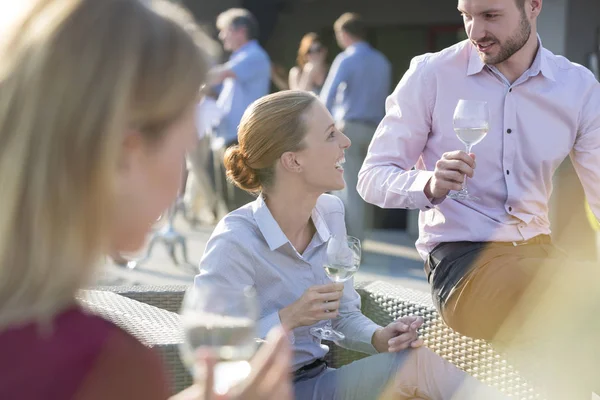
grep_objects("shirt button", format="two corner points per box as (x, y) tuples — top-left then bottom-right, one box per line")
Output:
(509, 88), (513, 92)
(506, 170), (510, 175)
(507, 128), (512, 134)
(509, 206), (513, 212)
(425, 206), (431, 209)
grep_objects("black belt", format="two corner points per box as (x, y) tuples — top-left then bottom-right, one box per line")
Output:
(424, 235), (552, 282)
(424, 235), (553, 311)
(293, 358), (327, 380)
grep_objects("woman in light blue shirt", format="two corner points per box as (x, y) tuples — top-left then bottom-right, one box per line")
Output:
(195, 90), (505, 400)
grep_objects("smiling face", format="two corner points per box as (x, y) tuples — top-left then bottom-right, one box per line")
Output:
(459, 0), (532, 66)
(292, 101), (351, 193)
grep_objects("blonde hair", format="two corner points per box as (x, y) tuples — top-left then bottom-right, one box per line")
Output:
(0, 0), (207, 328)
(224, 90), (317, 194)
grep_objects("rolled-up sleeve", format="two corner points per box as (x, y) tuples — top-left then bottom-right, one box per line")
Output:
(357, 54), (439, 211)
(194, 225), (294, 343)
(226, 50), (269, 83)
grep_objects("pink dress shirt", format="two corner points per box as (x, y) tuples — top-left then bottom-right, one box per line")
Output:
(357, 38), (600, 259)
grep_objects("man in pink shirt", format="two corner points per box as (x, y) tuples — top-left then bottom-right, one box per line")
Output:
(358, 0), (600, 396)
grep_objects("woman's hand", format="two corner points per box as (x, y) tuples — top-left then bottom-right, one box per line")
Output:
(278, 283), (344, 330)
(171, 327), (293, 400)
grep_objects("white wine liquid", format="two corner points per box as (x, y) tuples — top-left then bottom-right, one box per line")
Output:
(181, 313), (256, 362)
(181, 313), (256, 395)
(454, 127), (488, 146)
(324, 264), (358, 282)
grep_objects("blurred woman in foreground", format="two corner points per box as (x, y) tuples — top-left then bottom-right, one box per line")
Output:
(0, 0), (290, 399)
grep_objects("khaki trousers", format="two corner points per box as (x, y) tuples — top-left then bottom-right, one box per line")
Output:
(431, 243), (600, 399)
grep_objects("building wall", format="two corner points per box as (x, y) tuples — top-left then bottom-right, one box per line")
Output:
(537, 0), (569, 55)
(183, 0), (241, 31)
(267, 0), (462, 67)
(564, 0), (600, 65)
(546, 0), (599, 260)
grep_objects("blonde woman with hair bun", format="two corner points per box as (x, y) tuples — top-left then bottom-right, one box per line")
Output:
(0, 1), (291, 399)
(197, 90), (506, 399)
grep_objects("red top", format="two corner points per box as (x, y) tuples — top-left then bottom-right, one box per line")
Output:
(0, 306), (171, 400)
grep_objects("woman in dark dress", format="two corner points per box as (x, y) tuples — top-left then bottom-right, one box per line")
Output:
(0, 1), (291, 399)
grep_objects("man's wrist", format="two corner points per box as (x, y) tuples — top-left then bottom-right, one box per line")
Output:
(423, 178), (435, 202)
(278, 307), (296, 331)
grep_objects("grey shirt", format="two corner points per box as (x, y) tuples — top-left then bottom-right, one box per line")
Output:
(195, 194), (381, 370)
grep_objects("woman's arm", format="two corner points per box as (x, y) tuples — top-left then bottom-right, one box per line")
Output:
(288, 66), (301, 90)
(195, 224), (288, 341)
(330, 278), (382, 355)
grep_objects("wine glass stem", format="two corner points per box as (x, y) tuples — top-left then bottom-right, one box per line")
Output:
(462, 144), (473, 192)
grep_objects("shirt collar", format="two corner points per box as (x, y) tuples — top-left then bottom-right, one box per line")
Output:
(347, 41), (369, 53)
(467, 35), (555, 81)
(232, 39), (257, 56)
(311, 204), (332, 244)
(251, 194), (332, 251)
(252, 195), (288, 251)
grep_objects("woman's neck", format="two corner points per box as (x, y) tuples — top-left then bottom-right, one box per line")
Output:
(263, 187), (320, 253)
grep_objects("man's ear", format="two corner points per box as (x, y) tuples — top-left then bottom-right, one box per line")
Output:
(529, 0), (542, 17)
(280, 151), (302, 173)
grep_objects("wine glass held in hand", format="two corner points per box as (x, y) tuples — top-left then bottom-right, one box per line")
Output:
(179, 282), (258, 396)
(310, 235), (361, 342)
(447, 99), (489, 201)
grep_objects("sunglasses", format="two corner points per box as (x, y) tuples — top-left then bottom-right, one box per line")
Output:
(307, 44), (323, 54)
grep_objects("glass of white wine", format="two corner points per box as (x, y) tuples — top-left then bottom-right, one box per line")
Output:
(179, 282), (258, 395)
(447, 99), (489, 201)
(310, 235), (361, 342)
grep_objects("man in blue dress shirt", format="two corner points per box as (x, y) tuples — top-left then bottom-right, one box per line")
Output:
(207, 8), (271, 210)
(320, 13), (391, 241)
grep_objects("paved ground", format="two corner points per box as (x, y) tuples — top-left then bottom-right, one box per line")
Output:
(93, 216), (430, 294)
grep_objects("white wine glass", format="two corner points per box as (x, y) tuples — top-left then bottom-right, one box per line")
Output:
(179, 282), (258, 395)
(447, 99), (489, 201)
(310, 235), (361, 342)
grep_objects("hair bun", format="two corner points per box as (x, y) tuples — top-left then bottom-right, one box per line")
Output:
(223, 145), (262, 193)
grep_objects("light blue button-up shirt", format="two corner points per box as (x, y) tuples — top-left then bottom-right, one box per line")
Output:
(320, 42), (391, 125)
(215, 40), (271, 145)
(195, 194), (381, 370)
